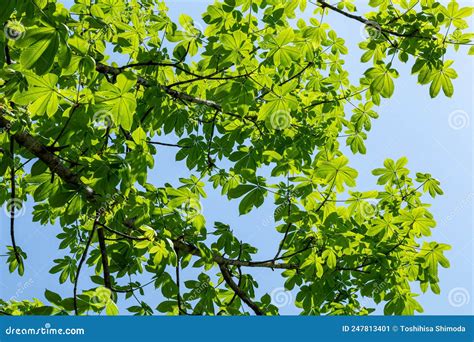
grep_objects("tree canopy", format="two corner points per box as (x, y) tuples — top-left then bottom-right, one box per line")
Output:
(0, 0), (472, 316)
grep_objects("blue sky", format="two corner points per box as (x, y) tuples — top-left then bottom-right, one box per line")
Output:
(1, 1), (472, 315)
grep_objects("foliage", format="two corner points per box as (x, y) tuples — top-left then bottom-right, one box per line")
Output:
(0, 0), (471, 316)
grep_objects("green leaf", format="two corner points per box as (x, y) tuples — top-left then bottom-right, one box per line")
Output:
(238, 188), (265, 215)
(429, 61), (458, 98)
(44, 289), (62, 306)
(13, 73), (60, 117)
(316, 156), (358, 192)
(18, 26), (59, 75)
(418, 242), (451, 276)
(105, 301), (119, 316)
(96, 74), (137, 130)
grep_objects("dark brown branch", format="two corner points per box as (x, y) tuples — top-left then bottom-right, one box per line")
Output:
(0, 113), (96, 202)
(166, 67), (254, 89)
(4, 43), (12, 65)
(73, 218), (98, 315)
(304, 87), (369, 110)
(112, 278), (156, 294)
(280, 62), (314, 86)
(174, 247), (186, 315)
(147, 141), (189, 148)
(95, 63), (264, 135)
(227, 242), (243, 307)
(173, 240), (299, 270)
(314, 0), (432, 40)
(97, 226), (112, 290)
(97, 222), (149, 241)
(219, 263), (265, 315)
(0, 111), (295, 273)
(9, 137), (20, 266)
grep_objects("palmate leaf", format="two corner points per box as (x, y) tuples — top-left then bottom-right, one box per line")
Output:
(263, 27), (301, 67)
(220, 30), (252, 64)
(394, 207), (436, 237)
(416, 173), (443, 198)
(16, 26), (60, 75)
(384, 290), (424, 315)
(228, 183), (267, 215)
(365, 63), (398, 98)
(429, 61), (458, 98)
(12, 72), (60, 117)
(316, 156), (358, 192)
(372, 157), (409, 185)
(367, 213), (396, 241)
(417, 242), (451, 277)
(95, 74), (137, 130)
(105, 301), (119, 316)
(300, 253), (324, 278)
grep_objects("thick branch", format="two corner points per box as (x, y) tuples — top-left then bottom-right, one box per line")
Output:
(1, 110), (298, 275)
(0, 113), (96, 202)
(218, 263), (265, 316)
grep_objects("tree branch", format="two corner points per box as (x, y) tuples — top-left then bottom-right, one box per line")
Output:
(0, 112), (96, 202)
(218, 263), (265, 315)
(73, 218), (98, 315)
(95, 63), (264, 134)
(9, 137), (20, 266)
(97, 222), (149, 241)
(147, 141), (189, 148)
(314, 0), (431, 40)
(97, 226), (112, 290)
(173, 240), (299, 270)
(0, 111), (298, 274)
